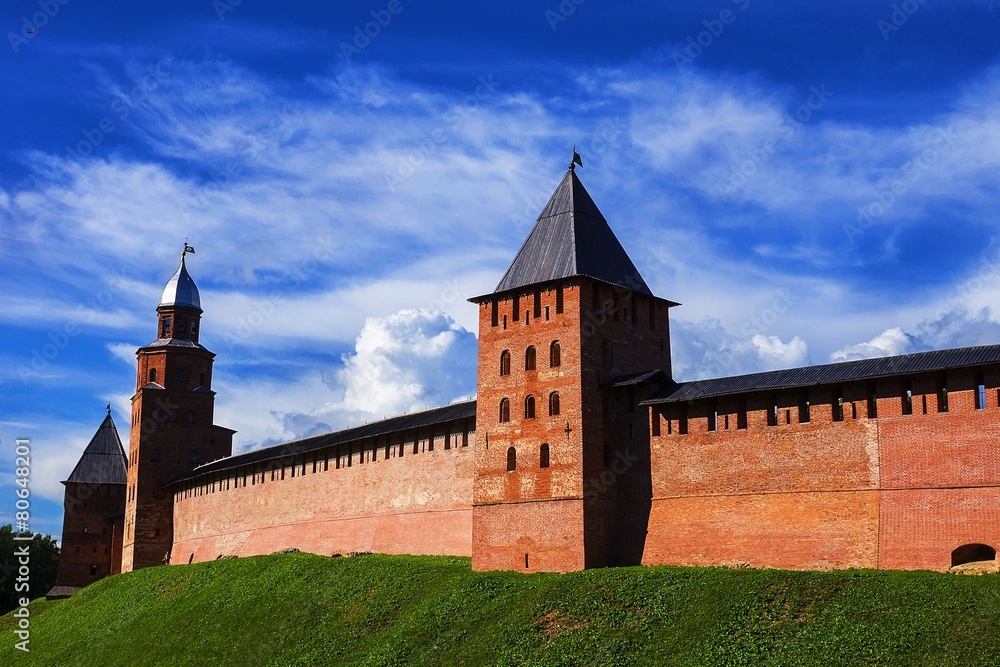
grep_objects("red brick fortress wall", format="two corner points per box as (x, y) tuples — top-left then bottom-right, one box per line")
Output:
(645, 366), (1000, 571)
(170, 423), (474, 563)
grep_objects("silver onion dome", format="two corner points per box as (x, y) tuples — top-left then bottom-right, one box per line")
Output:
(159, 254), (201, 310)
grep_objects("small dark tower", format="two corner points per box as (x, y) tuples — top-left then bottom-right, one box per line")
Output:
(121, 247), (235, 572)
(469, 159), (678, 572)
(47, 408), (127, 598)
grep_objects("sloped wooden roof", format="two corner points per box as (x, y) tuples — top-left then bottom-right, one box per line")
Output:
(474, 168), (655, 300)
(65, 412), (127, 485)
(643, 344), (1000, 405)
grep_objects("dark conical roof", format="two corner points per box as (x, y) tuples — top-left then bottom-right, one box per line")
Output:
(492, 168), (653, 296)
(64, 412), (127, 485)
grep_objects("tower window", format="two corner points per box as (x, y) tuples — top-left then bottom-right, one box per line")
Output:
(169, 410), (177, 422)
(152, 407), (161, 421)
(491, 300), (498, 327)
(177, 318), (186, 334)
(601, 342), (612, 369)
(939, 387), (949, 413)
(549, 392), (560, 416)
(190, 450), (200, 464)
(191, 321), (198, 337)
(533, 288), (542, 319)
(161, 317), (171, 336)
(539, 443), (550, 469)
(187, 411), (196, 424)
(200, 372), (207, 387)
(525, 346), (536, 371)
(499, 398), (510, 423)
(176, 368), (185, 382)
(500, 350), (511, 376)
(149, 368), (157, 384)
(512, 295), (520, 322)
(151, 449), (161, 462)
(977, 383), (987, 410)
(550, 341), (561, 368)
(506, 447), (516, 472)
(555, 286), (564, 314)
(525, 396), (536, 419)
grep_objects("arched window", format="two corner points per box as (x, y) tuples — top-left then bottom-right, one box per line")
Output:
(539, 444), (550, 469)
(506, 447), (516, 472)
(177, 318), (187, 334)
(549, 392), (560, 416)
(500, 350), (511, 376)
(525, 346), (536, 371)
(161, 317), (171, 337)
(149, 368), (157, 384)
(951, 543), (996, 567)
(550, 341), (561, 367)
(525, 396), (536, 419)
(199, 372), (206, 387)
(499, 398), (510, 423)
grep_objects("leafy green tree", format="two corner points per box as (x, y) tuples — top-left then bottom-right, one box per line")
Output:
(0, 524), (60, 613)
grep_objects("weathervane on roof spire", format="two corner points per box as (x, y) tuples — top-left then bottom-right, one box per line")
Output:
(569, 147), (583, 171)
(106, 403), (111, 415)
(182, 239), (196, 257)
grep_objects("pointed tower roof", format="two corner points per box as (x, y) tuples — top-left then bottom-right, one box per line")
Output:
(489, 167), (653, 297)
(64, 411), (128, 485)
(159, 253), (201, 311)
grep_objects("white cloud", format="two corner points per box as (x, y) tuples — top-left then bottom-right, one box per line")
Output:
(338, 309), (477, 416)
(751, 334), (808, 368)
(211, 308), (477, 453)
(830, 327), (922, 362)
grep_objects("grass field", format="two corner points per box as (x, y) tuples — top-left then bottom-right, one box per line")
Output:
(2, 552), (999, 666)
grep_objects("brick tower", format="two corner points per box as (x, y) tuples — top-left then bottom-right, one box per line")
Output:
(121, 247), (234, 571)
(470, 160), (678, 572)
(47, 408), (127, 598)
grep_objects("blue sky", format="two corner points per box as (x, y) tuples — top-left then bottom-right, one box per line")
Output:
(2, 0), (1000, 539)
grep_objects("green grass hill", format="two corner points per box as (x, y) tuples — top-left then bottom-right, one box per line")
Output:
(2, 552), (999, 666)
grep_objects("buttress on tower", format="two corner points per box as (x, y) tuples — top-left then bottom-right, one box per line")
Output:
(469, 164), (678, 572)
(121, 249), (234, 572)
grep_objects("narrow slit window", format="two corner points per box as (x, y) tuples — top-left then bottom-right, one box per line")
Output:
(525, 346), (536, 371)
(539, 443), (550, 469)
(550, 341), (561, 367)
(524, 395), (536, 419)
(549, 392), (560, 416)
(506, 447), (516, 472)
(499, 398), (510, 423)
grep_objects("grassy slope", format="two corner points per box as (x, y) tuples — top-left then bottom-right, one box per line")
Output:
(2, 553), (999, 666)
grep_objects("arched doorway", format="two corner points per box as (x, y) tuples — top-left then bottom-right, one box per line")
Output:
(951, 543), (996, 567)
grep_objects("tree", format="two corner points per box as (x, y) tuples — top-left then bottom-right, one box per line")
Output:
(0, 524), (60, 613)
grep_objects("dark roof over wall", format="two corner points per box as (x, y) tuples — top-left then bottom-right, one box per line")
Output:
(474, 168), (656, 300)
(644, 344), (1000, 405)
(65, 413), (128, 485)
(171, 400), (477, 484)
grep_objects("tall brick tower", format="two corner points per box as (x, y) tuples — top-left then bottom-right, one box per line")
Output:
(121, 247), (234, 571)
(470, 160), (678, 572)
(47, 408), (127, 598)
